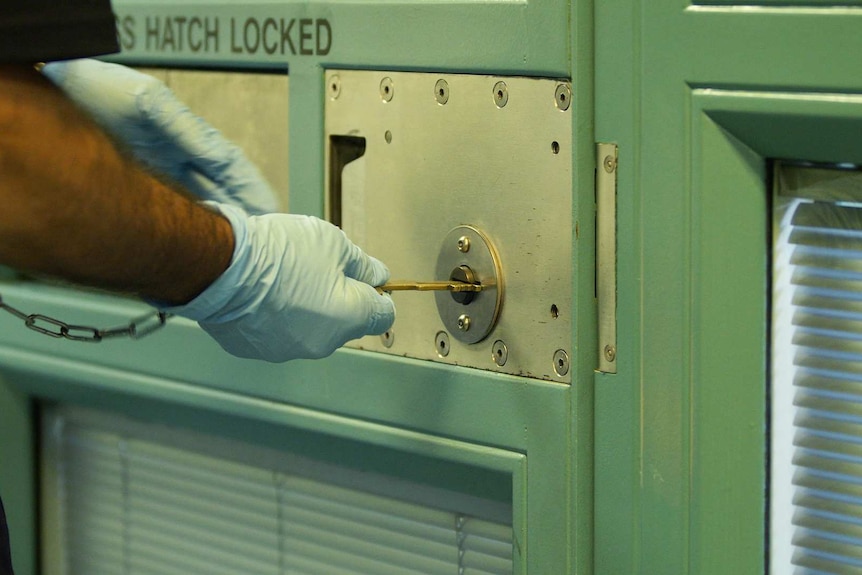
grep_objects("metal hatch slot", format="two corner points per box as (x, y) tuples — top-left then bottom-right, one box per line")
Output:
(328, 135), (366, 229)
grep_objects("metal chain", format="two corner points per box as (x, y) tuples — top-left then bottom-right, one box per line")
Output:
(0, 292), (171, 343)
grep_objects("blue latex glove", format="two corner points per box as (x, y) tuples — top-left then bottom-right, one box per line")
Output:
(162, 203), (396, 362)
(41, 59), (279, 215)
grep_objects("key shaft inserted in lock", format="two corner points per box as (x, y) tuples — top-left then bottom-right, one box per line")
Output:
(376, 227), (502, 345)
(376, 279), (482, 293)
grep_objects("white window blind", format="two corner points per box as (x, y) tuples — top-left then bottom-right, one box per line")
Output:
(772, 166), (862, 575)
(41, 407), (513, 575)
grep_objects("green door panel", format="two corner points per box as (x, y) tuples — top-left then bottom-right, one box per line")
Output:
(1, 2), (598, 573)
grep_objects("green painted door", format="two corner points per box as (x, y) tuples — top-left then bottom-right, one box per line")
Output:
(595, 2), (862, 574)
(1, 2), (586, 575)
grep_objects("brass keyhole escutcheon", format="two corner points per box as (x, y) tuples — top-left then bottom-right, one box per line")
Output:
(435, 226), (503, 345)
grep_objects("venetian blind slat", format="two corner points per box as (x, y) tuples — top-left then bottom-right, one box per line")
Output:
(47, 408), (514, 575)
(782, 198), (862, 573)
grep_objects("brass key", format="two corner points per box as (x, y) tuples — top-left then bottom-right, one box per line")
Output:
(376, 280), (483, 294)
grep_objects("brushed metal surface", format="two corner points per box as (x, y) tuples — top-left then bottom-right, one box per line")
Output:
(326, 70), (572, 382)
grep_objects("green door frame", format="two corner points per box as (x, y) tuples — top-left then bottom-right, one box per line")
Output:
(596, 2), (862, 573)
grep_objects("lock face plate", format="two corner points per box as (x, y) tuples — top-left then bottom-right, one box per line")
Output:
(325, 70), (572, 382)
(435, 226), (503, 346)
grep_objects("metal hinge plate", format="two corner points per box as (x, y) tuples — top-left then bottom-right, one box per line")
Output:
(597, 143), (618, 374)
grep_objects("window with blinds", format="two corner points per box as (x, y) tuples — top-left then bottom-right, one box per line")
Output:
(40, 407), (513, 575)
(772, 164), (862, 574)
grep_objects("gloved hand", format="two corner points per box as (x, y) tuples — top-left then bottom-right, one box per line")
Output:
(41, 59), (278, 215)
(162, 202), (396, 362)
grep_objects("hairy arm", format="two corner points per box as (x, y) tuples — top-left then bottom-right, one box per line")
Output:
(0, 64), (233, 305)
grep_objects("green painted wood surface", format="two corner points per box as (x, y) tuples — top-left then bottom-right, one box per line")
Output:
(3, 3), (582, 573)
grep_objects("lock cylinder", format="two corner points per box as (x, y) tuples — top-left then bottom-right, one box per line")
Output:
(435, 226), (503, 344)
(449, 265), (478, 305)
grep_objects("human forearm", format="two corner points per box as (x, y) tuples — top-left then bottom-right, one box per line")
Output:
(0, 65), (233, 304)
(22, 58), (395, 362)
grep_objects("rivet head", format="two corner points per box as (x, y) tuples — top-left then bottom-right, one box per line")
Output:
(457, 314), (471, 332)
(435, 331), (450, 357)
(603, 155), (617, 173)
(492, 340), (508, 367)
(555, 83), (572, 111)
(604, 344), (617, 362)
(381, 330), (394, 348)
(328, 75), (341, 100)
(553, 349), (570, 377)
(457, 236), (471, 253)
(380, 77), (394, 102)
(493, 81), (508, 108)
(435, 79), (450, 105)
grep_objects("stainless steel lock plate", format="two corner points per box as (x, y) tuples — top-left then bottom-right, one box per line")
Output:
(325, 70), (572, 382)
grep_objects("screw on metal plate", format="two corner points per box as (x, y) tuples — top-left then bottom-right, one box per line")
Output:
(553, 349), (570, 377)
(604, 344), (616, 363)
(328, 75), (341, 100)
(435, 331), (450, 357)
(381, 330), (395, 348)
(492, 340), (508, 367)
(380, 77), (394, 102)
(457, 314), (471, 332)
(603, 155), (617, 173)
(457, 236), (470, 253)
(493, 81), (508, 108)
(555, 83), (572, 111)
(435, 79), (450, 105)
(384, 130), (393, 144)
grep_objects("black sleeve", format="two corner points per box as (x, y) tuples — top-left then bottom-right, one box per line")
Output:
(0, 497), (12, 575)
(0, 0), (118, 63)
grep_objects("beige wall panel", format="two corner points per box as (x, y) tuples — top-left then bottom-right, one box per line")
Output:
(139, 68), (290, 210)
